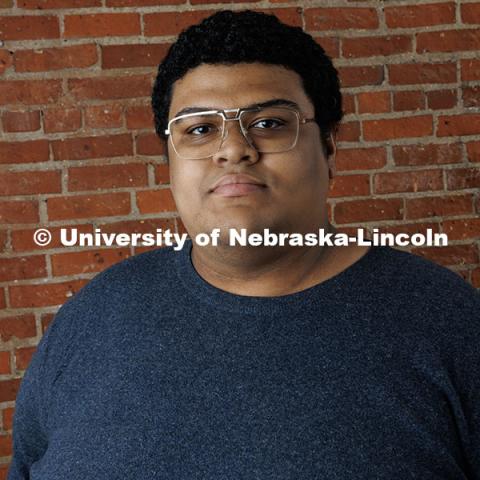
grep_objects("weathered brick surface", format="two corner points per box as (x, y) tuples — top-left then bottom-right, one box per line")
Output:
(1, 5), (479, 470)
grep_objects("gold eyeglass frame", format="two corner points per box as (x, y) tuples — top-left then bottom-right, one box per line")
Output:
(164, 106), (316, 160)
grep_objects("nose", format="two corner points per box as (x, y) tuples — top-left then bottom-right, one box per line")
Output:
(211, 119), (259, 166)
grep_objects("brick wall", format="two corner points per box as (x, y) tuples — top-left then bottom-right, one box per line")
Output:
(0, 0), (479, 474)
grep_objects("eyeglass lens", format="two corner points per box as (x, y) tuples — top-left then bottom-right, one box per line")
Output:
(170, 107), (300, 159)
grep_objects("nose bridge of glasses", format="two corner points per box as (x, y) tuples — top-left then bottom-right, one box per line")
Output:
(218, 113), (254, 149)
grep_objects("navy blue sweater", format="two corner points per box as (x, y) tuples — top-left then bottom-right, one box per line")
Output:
(9, 242), (480, 479)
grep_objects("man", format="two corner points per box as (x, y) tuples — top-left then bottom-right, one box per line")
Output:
(9, 10), (480, 480)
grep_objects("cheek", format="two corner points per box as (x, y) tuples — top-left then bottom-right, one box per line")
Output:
(169, 158), (204, 212)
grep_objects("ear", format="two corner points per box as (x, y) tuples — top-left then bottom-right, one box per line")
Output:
(326, 132), (337, 180)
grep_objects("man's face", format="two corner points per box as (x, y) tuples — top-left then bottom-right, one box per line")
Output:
(167, 63), (334, 243)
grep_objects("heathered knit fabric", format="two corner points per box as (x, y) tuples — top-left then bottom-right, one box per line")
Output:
(8, 241), (480, 480)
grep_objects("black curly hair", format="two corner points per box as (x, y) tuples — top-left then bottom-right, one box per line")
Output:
(151, 9), (343, 156)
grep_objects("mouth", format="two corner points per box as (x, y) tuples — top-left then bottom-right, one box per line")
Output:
(209, 174), (267, 197)
(212, 183), (266, 197)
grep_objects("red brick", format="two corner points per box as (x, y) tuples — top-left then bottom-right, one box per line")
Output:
(342, 35), (411, 58)
(11, 224), (94, 252)
(463, 86), (480, 108)
(15, 44), (97, 73)
(84, 104), (123, 128)
(41, 313), (54, 333)
(461, 59), (480, 81)
(2, 407), (15, 431)
(0, 230), (6, 253)
(393, 143), (463, 166)
(0, 288), (5, 309)
(442, 218), (480, 240)
(314, 37), (340, 59)
(0, 379), (21, 402)
(64, 13), (140, 38)
(406, 194), (474, 220)
(335, 147), (387, 171)
(9, 279), (88, 308)
(154, 163), (170, 184)
(336, 121), (360, 142)
(69, 75), (152, 100)
(467, 142), (480, 163)
(0, 351), (10, 375)
(19, 0), (101, 7)
(68, 163), (147, 191)
(0, 140), (49, 165)
(51, 248), (130, 276)
(144, 10), (212, 36)
(473, 268), (480, 288)
(461, 3), (480, 24)
(102, 43), (170, 69)
(0, 48), (13, 75)
(412, 245), (478, 267)
(136, 189), (176, 214)
(107, 0), (183, 5)
(0, 434), (12, 457)
(52, 134), (133, 161)
(305, 7), (378, 30)
(374, 169), (443, 194)
(0, 80), (62, 105)
(363, 115), (432, 141)
(437, 114), (480, 137)
(0, 200), (38, 224)
(0, 15), (59, 41)
(136, 133), (165, 156)
(43, 107), (81, 133)
(417, 29), (480, 53)
(357, 91), (390, 114)
(342, 93), (355, 115)
(97, 218), (175, 237)
(15, 346), (36, 371)
(393, 91), (425, 111)
(0, 170), (61, 196)
(258, 8), (302, 27)
(446, 168), (480, 190)
(338, 65), (384, 87)
(334, 198), (403, 223)
(0, 0), (13, 8)
(125, 104), (154, 130)
(388, 62), (456, 85)
(427, 89), (457, 110)
(47, 192), (131, 221)
(328, 174), (370, 197)
(385, 2), (455, 28)
(190, 0), (258, 3)
(0, 314), (36, 341)
(0, 256), (46, 282)
(2, 111), (40, 132)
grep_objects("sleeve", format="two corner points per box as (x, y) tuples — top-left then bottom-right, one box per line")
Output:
(7, 323), (53, 480)
(452, 287), (480, 480)
(7, 270), (110, 479)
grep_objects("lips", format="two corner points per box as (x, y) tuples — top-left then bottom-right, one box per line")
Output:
(209, 174), (266, 196)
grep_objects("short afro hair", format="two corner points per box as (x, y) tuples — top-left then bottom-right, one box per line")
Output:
(151, 9), (343, 155)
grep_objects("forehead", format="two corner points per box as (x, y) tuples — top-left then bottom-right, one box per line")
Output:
(168, 63), (314, 117)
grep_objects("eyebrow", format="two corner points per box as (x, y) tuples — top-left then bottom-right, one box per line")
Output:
(172, 98), (300, 119)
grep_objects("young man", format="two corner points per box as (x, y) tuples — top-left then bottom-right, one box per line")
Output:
(9, 10), (480, 480)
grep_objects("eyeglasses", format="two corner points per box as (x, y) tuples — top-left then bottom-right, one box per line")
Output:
(164, 105), (316, 160)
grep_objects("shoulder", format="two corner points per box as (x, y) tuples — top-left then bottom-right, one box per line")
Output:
(45, 245), (179, 334)
(366, 245), (479, 333)
(370, 245), (478, 296)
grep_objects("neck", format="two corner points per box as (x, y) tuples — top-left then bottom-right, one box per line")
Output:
(190, 222), (346, 297)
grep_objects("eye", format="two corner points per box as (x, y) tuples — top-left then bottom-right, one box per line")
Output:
(250, 118), (285, 129)
(186, 124), (217, 136)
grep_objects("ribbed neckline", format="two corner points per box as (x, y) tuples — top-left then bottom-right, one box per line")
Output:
(173, 240), (385, 315)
